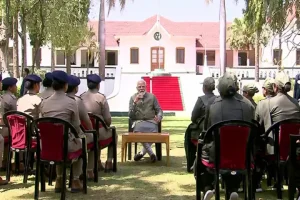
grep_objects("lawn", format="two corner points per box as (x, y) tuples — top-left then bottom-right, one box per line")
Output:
(0, 117), (289, 199)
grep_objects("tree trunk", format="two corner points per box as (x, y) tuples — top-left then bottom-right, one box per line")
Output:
(13, 11), (20, 78)
(278, 32), (282, 68)
(51, 44), (55, 71)
(98, 0), (105, 80)
(86, 49), (89, 75)
(66, 51), (71, 75)
(219, 0), (226, 76)
(0, 41), (8, 73)
(34, 40), (41, 69)
(20, 8), (27, 77)
(254, 30), (260, 82)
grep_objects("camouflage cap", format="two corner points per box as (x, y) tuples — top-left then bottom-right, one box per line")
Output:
(262, 78), (275, 91)
(217, 73), (236, 96)
(275, 70), (290, 86)
(242, 83), (259, 94)
(227, 72), (238, 83)
(203, 77), (215, 87)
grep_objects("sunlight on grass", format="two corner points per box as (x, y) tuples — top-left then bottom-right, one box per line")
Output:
(0, 117), (289, 199)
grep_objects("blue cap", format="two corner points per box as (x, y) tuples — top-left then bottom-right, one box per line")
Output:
(25, 74), (42, 82)
(2, 77), (17, 86)
(52, 70), (68, 83)
(87, 74), (101, 84)
(44, 72), (52, 80)
(68, 75), (81, 87)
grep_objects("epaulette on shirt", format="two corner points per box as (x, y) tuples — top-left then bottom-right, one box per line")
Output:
(98, 92), (106, 97)
(80, 91), (86, 97)
(67, 95), (76, 100)
(75, 95), (82, 100)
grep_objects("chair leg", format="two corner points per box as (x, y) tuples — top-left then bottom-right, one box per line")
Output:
(23, 150), (29, 184)
(215, 172), (220, 200)
(34, 158), (40, 200)
(195, 160), (201, 200)
(61, 163), (67, 200)
(94, 149), (98, 183)
(83, 157), (87, 194)
(6, 149), (12, 182)
(288, 163), (295, 200)
(134, 142), (137, 155)
(69, 166), (73, 188)
(48, 164), (54, 186)
(15, 152), (20, 175)
(113, 142), (117, 172)
(277, 163), (283, 199)
(128, 143), (132, 160)
(155, 143), (162, 161)
(40, 163), (46, 192)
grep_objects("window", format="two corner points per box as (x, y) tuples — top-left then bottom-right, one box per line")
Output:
(56, 50), (65, 65)
(206, 51), (215, 66)
(81, 50), (95, 67)
(196, 52), (204, 65)
(273, 49), (282, 65)
(130, 48), (139, 64)
(176, 48), (185, 64)
(106, 51), (117, 65)
(296, 49), (300, 65)
(238, 52), (247, 66)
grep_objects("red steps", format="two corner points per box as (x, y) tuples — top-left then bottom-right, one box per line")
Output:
(142, 76), (183, 111)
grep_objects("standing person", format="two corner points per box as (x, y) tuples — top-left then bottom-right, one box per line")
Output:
(129, 79), (163, 163)
(81, 74), (117, 172)
(199, 73), (254, 200)
(17, 74), (42, 119)
(185, 77), (216, 171)
(242, 83), (259, 108)
(39, 72), (54, 100)
(20, 68), (30, 97)
(40, 70), (84, 193)
(67, 75), (95, 179)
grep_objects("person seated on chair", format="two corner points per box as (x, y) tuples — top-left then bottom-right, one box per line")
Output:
(66, 75), (96, 179)
(17, 74), (42, 119)
(39, 72), (54, 100)
(80, 74), (117, 172)
(185, 77), (216, 172)
(129, 79), (163, 163)
(0, 77), (22, 171)
(199, 73), (254, 200)
(40, 70), (86, 193)
(242, 83), (259, 108)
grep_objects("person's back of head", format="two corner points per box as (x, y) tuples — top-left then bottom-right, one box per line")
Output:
(217, 72), (237, 98)
(24, 68), (30, 76)
(203, 77), (215, 94)
(262, 78), (275, 97)
(242, 83), (259, 98)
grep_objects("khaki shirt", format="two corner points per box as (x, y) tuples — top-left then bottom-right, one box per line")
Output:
(40, 90), (82, 140)
(17, 91), (42, 119)
(80, 89), (111, 126)
(39, 88), (54, 100)
(67, 92), (93, 130)
(0, 91), (17, 117)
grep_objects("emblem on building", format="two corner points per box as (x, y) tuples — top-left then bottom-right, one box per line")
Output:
(154, 32), (162, 41)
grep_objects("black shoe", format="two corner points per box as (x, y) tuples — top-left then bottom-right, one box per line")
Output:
(134, 152), (144, 161)
(150, 154), (157, 163)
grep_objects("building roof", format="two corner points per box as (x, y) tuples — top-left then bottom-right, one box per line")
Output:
(88, 15), (231, 48)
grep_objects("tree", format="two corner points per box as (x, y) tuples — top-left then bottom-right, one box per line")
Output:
(98, 0), (105, 80)
(48, 0), (90, 74)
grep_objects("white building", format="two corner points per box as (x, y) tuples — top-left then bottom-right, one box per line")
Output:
(7, 15), (300, 115)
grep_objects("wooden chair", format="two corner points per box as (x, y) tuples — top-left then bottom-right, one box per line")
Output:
(127, 118), (162, 160)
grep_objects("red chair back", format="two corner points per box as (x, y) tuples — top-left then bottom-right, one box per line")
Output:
(81, 118), (97, 130)
(37, 122), (65, 162)
(219, 125), (250, 170)
(278, 123), (300, 161)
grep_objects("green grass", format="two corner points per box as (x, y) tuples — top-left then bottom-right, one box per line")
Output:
(0, 117), (289, 199)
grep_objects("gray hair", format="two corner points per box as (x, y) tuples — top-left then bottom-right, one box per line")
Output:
(137, 79), (146, 86)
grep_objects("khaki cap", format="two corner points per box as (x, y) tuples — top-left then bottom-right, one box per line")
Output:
(217, 73), (236, 95)
(262, 78), (275, 91)
(242, 83), (259, 94)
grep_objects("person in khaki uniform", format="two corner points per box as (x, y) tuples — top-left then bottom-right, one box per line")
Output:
(242, 83), (259, 108)
(17, 74), (42, 119)
(200, 73), (254, 200)
(39, 72), (54, 100)
(185, 77), (216, 171)
(0, 74), (8, 185)
(129, 79), (163, 163)
(80, 74), (116, 172)
(66, 75), (96, 179)
(40, 70), (85, 193)
(0, 77), (19, 170)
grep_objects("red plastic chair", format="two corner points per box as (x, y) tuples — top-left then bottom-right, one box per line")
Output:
(3, 111), (36, 183)
(33, 117), (88, 200)
(264, 118), (300, 199)
(81, 113), (117, 172)
(196, 120), (257, 200)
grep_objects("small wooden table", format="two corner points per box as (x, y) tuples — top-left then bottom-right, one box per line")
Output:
(121, 132), (170, 166)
